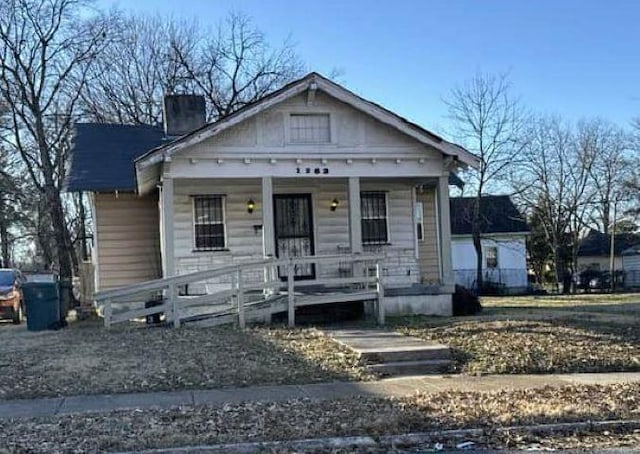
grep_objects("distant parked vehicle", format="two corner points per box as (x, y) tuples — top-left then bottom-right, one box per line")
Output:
(577, 269), (624, 292)
(0, 269), (24, 324)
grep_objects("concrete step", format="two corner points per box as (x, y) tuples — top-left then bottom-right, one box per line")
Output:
(366, 359), (453, 376)
(328, 329), (451, 363)
(358, 345), (451, 363)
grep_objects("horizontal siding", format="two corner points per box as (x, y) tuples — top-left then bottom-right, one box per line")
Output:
(172, 178), (421, 287)
(174, 178), (263, 263)
(184, 91), (440, 160)
(94, 193), (161, 291)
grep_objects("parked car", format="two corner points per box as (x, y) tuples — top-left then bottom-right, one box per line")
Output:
(0, 268), (24, 324)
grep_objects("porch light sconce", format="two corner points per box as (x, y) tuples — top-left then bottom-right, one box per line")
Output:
(247, 199), (255, 214)
(330, 198), (339, 211)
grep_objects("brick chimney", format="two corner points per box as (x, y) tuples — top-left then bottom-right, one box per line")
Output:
(163, 95), (206, 137)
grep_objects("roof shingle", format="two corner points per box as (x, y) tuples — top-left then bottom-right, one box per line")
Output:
(578, 229), (640, 257)
(450, 195), (529, 235)
(64, 123), (165, 192)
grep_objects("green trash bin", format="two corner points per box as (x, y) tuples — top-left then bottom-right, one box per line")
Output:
(22, 282), (62, 331)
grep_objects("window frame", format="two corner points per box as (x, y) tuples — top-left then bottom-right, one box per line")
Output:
(288, 113), (331, 144)
(191, 195), (227, 252)
(486, 245), (498, 269)
(360, 191), (390, 246)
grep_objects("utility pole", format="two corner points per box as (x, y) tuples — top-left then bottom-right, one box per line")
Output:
(609, 199), (618, 293)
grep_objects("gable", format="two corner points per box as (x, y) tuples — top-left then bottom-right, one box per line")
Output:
(183, 91), (439, 159)
(136, 73), (478, 168)
(135, 72), (480, 194)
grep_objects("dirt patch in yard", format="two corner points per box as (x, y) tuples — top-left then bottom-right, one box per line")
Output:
(2, 384), (639, 453)
(0, 322), (371, 400)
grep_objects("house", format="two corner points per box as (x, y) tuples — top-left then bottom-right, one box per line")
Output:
(65, 72), (479, 324)
(577, 229), (640, 273)
(450, 195), (530, 294)
(622, 244), (640, 288)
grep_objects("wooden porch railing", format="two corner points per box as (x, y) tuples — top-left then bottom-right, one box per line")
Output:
(94, 254), (386, 328)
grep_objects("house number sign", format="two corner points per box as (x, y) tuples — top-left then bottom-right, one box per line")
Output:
(296, 167), (330, 175)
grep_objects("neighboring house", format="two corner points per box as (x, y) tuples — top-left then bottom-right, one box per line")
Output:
(576, 229), (640, 273)
(65, 72), (479, 321)
(622, 244), (640, 288)
(450, 196), (530, 294)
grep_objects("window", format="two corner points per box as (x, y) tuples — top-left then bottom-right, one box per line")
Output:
(290, 113), (330, 143)
(193, 196), (226, 250)
(361, 192), (388, 245)
(415, 202), (424, 242)
(486, 246), (498, 268)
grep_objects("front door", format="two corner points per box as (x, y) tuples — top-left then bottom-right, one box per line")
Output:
(274, 194), (315, 280)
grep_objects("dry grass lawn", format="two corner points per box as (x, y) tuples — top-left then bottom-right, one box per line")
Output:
(2, 383), (639, 453)
(2, 292), (639, 401)
(0, 321), (371, 400)
(392, 293), (640, 375)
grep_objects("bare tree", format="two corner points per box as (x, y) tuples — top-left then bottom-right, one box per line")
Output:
(0, 151), (20, 267)
(565, 123), (598, 290)
(445, 72), (527, 291)
(512, 115), (604, 292)
(511, 116), (572, 290)
(79, 14), (196, 124)
(579, 119), (632, 234)
(0, 0), (111, 284)
(80, 11), (304, 125)
(170, 11), (304, 120)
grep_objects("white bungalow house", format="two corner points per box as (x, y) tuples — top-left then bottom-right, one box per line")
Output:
(450, 196), (530, 294)
(66, 72), (479, 326)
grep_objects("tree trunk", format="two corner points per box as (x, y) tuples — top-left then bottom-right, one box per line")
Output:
(553, 246), (562, 293)
(0, 216), (10, 268)
(34, 114), (75, 313)
(78, 192), (88, 261)
(472, 195), (483, 293)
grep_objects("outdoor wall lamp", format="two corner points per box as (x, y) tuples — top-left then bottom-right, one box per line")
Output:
(247, 199), (255, 214)
(330, 198), (339, 211)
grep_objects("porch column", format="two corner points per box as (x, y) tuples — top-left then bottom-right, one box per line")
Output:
(160, 163), (175, 277)
(437, 174), (453, 285)
(262, 176), (275, 257)
(348, 176), (362, 254)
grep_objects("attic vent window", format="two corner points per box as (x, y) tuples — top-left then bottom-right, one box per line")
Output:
(290, 113), (330, 143)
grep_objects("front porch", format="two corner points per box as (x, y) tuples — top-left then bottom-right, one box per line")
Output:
(95, 252), (453, 329)
(88, 170), (457, 328)
(160, 175), (454, 293)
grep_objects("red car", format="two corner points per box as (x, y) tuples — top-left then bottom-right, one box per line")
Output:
(0, 269), (24, 324)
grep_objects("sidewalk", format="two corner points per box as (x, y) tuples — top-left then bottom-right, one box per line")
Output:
(2, 371), (640, 420)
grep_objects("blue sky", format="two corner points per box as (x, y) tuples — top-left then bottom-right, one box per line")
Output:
(98, 0), (640, 135)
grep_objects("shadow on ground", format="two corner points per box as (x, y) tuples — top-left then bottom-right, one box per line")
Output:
(0, 320), (370, 400)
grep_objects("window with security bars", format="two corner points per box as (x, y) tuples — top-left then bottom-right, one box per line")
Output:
(361, 192), (388, 245)
(290, 113), (330, 143)
(486, 246), (498, 268)
(193, 196), (226, 250)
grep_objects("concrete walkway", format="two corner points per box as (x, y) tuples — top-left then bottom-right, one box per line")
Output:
(1, 371), (640, 420)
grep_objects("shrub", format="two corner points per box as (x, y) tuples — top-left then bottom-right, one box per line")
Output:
(452, 285), (482, 316)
